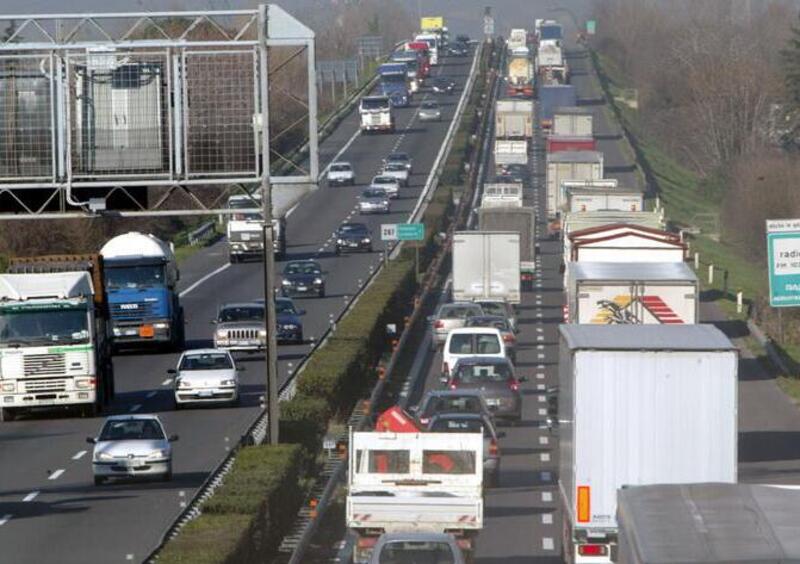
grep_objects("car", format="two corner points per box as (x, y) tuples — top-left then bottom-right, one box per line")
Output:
(500, 163), (529, 183)
(448, 44), (468, 57)
(369, 175), (400, 199)
(474, 299), (518, 332)
(275, 297), (305, 344)
(170, 349), (239, 408)
(359, 187), (391, 214)
(384, 152), (412, 174)
(380, 162), (410, 187)
(429, 302), (485, 350)
(418, 100), (442, 122)
(427, 412), (501, 487)
(432, 77), (455, 94)
(369, 532), (466, 564)
(88, 414), (178, 485)
(335, 222), (373, 254)
(464, 315), (517, 362)
(447, 357), (523, 423)
(441, 327), (506, 381)
(281, 260), (326, 297)
(456, 34), (470, 44)
(213, 302), (267, 352)
(411, 389), (493, 427)
(326, 161), (355, 186)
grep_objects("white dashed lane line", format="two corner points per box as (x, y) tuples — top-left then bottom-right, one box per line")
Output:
(22, 491), (39, 502)
(130, 404), (142, 413)
(542, 513), (554, 524)
(542, 491), (553, 502)
(543, 538), (555, 551)
(0, 514), (12, 526)
(146, 391), (157, 399)
(72, 450), (87, 460)
(48, 469), (65, 481)
(161, 378), (172, 386)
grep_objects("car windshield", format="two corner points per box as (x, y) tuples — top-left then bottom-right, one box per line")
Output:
(339, 224), (368, 236)
(455, 362), (511, 382)
(381, 74), (406, 84)
(179, 353), (233, 371)
(373, 177), (395, 184)
(448, 333), (501, 355)
(219, 306), (264, 323)
(227, 196), (260, 209)
(378, 541), (455, 564)
(105, 264), (165, 289)
(275, 300), (298, 315)
(99, 419), (165, 441)
(385, 164), (405, 171)
(0, 305), (90, 346)
(284, 262), (320, 275)
(329, 164), (351, 172)
(439, 305), (481, 319)
(388, 154), (408, 162)
(422, 102), (438, 109)
(422, 395), (483, 417)
(363, 189), (387, 198)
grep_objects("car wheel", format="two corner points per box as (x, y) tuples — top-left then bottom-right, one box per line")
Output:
(367, 245), (373, 253)
(318, 289), (326, 298)
(229, 254), (238, 264)
(163, 468), (173, 482)
(335, 247), (341, 256)
(94, 476), (106, 486)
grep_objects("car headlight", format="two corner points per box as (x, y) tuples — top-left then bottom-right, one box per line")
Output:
(362, 238), (371, 243)
(383, 201), (389, 206)
(177, 379), (192, 389)
(147, 449), (167, 460)
(282, 279), (292, 285)
(281, 324), (298, 330)
(1, 382), (14, 392)
(337, 238), (344, 244)
(216, 330), (227, 338)
(259, 329), (268, 337)
(314, 278), (323, 285)
(96, 452), (114, 461)
(220, 379), (237, 387)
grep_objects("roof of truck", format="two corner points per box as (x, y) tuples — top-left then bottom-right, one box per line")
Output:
(553, 106), (591, 115)
(617, 483), (800, 563)
(100, 232), (171, 260)
(569, 261), (696, 284)
(559, 324), (736, 351)
(546, 150), (603, 163)
(0, 272), (93, 301)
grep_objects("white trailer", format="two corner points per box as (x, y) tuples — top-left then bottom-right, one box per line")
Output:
(553, 107), (593, 137)
(566, 261), (698, 324)
(557, 324), (738, 563)
(481, 183), (523, 209)
(562, 211), (666, 260)
(566, 186), (644, 212)
(507, 28), (528, 50)
(347, 431), (484, 563)
(495, 100), (533, 139)
(617, 484), (800, 564)
(569, 225), (685, 264)
(493, 140), (528, 171)
(453, 231), (521, 304)
(546, 151), (603, 217)
(478, 207), (536, 289)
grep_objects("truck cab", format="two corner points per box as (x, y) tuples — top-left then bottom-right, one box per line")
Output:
(359, 96), (394, 134)
(226, 194), (286, 262)
(100, 232), (184, 350)
(377, 63), (410, 107)
(390, 51), (422, 92)
(414, 35), (439, 65)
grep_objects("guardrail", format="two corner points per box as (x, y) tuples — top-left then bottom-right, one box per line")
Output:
(187, 221), (216, 246)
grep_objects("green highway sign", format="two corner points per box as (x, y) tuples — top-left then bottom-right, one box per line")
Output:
(767, 219), (800, 307)
(586, 20), (596, 35)
(397, 223), (425, 241)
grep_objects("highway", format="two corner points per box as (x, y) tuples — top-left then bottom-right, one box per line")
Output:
(0, 47), (478, 564)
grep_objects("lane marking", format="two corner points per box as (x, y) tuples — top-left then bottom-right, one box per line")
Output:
(130, 404), (142, 413)
(536, 312), (543, 318)
(542, 491), (553, 502)
(539, 436), (549, 445)
(542, 513), (554, 524)
(541, 471), (552, 482)
(541, 452), (551, 462)
(536, 373), (545, 379)
(146, 391), (157, 399)
(539, 408), (547, 416)
(72, 450), (87, 461)
(22, 491), (39, 502)
(161, 378), (173, 386)
(537, 384), (545, 390)
(538, 353), (545, 359)
(543, 538), (555, 551)
(0, 514), (11, 526)
(538, 395), (546, 403)
(537, 344), (544, 350)
(179, 263), (231, 298)
(538, 364), (545, 369)
(48, 469), (65, 480)
(537, 336), (544, 341)
(536, 327), (543, 332)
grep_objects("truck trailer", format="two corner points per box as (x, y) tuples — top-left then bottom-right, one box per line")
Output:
(553, 107), (593, 137)
(453, 231), (521, 304)
(495, 99), (533, 139)
(539, 85), (577, 130)
(546, 150), (603, 218)
(565, 186), (644, 213)
(494, 140), (529, 172)
(478, 207), (536, 290)
(557, 324), (738, 563)
(481, 183), (523, 209)
(568, 224), (685, 263)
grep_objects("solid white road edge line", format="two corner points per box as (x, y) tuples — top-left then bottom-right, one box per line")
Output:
(178, 263), (231, 298)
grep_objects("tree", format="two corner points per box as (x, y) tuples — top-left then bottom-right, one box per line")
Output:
(782, 13), (800, 109)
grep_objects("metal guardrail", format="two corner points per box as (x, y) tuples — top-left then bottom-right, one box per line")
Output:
(187, 221), (217, 246)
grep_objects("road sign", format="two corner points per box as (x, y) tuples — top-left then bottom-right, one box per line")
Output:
(421, 16), (444, 31)
(586, 20), (597, 35)
(483, 15), (495, 36)
(381, 224), (398, 241)
(398, 223), (425, 241)
(767, 219), (800, 307)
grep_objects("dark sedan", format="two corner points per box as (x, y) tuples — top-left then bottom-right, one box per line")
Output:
(281, 260), (325, 298)
(447, 356), (524, 423)
(275, 297), (305, 344)
(335, 222), (373, 254)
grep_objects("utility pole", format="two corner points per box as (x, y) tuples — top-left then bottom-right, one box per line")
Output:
(258, 4), (279, 446)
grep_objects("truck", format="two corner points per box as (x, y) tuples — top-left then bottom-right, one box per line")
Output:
(453, 231), (521, 304)
(565, 186), (644, 212)
(538, 21), (563, 44)
(226, 194), (287, 262)
(494, 140), (528, 173)
(100, 232), (184, 349)
(481, 183), (523, 208)
(478, 207), (536, 290)
(565, 261), (699, 324)
(0, 255), (114, 420)
(377, 63), (410, 107)
(537, 43), (569, 85)
(507, 28), (528, 51)
(414, 34), (439, 65)
(561, 211), (666, 256)
(616, 483), (800, 564)
(389, 51), (422, 92)
(546, 135), (596, 153)
(546, 150), (603, 218)
(568, 224), (686, 263)
(405, 41), (432, 78)
(495, 99), (533, 138)
(347, 429), (484, 563)
(506, 47), (534, 98)
(539, 84), (577, 130)
(556, 324), (738, 563)
(359, 95), (394, 133)
(553, 106), (593, 137)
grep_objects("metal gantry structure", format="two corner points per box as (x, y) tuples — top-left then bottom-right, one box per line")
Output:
(0, 5), (317, 220)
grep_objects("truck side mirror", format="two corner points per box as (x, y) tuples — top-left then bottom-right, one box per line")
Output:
(210, 319), (218, 325)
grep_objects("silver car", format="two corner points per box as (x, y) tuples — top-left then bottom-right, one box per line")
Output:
(327, 161), (355, 186)
(213, 302), (266, 352)
(89, 414), (177, 485)
(359, 187), (391, 214)
(429, 302), (484, 349)
(418, 100), (442, 122)
(369, 532), (466, 564)
(369, 175), (400, 199)
(170, 349), (240, 408)
(380, 162), (410, 187)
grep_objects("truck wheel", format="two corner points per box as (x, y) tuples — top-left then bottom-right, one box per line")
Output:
(172, 309), (186, 352)
(94, 476), (106, 486)
(0, 408), (16, 422)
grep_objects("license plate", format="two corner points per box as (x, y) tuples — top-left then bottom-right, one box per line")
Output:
(198, 390), (214, 398)
(485, 398), (500, 406)
(139, 325), (155, 338)
(241, 233), (250, 241)
(124, 329), (138, 336)
(125, 458), (143, 468)
(297, 286), (308, 291)
(348, 242), (359, 247)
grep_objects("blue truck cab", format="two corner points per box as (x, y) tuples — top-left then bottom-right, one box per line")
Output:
(100, 232), (184, 350)
(378, 63), (410, 107)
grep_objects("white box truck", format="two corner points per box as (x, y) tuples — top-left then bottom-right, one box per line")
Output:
(347, 430), (484, 563)
(556, 324), (738, 563)
(566, 186), (644, 213)
(481, 183), (523, 209)
(453, 231), (521, 304)
(569, 225), (685, 264)
(616, 484), (800, 564)
(546, 151), (603, 218)
(553, 107), (593, 137)
(495, 100), (533, 139)
(566, 261), (698, 324)
(494, 140), (528, 172)
(479, 207), (536, 290)
(561, 211), (666, 259)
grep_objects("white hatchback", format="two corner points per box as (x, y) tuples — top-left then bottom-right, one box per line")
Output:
(170, 349), (240, 408)
(370, 175), (400, 199)
(441, 327), (506, 382)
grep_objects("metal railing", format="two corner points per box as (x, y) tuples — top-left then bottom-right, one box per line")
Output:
(187, 221), (217, 246)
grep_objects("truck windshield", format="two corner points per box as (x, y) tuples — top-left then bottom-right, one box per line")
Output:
(0, 306), (89, 346)
(105, 265), (165, 289)
(381, 74), (406, 84)
(361, 98), (389, 111)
